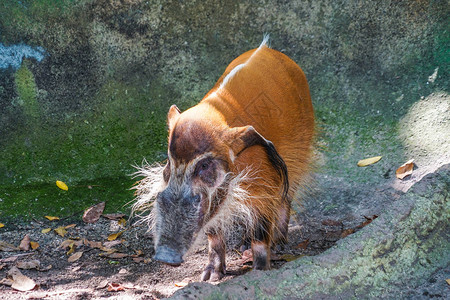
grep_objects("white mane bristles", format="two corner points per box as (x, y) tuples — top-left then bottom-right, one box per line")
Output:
(203, 167), (258, 237)
(130, 160), (165, 230)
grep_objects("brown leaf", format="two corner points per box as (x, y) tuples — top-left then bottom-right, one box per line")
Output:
(396, 159), (415, 179)
(132, 257), (145, 263)
(8, 266), (37, 291)
(19, 234), (31, 251)
(100, 252), (128, 259)
(30, 241), (39, 250)
(16, 260), (40, 270)
(0, 263), (5, 270)
(83, 202), (106, 224)
(296, 239), (310, 250)
(0, 241), (19, 252)
(102, 213), (126, 220)
(45, 216), (60, 221)
(86, 240), (103, 249)
(54, 226), (68, 237)
(64, 224), (77, 229)
(103, 240), (122, 248)
(97, 279), (109, 289)
(68, 251), (83, 263)
(0, 277), (14, 286)
(107, 282), (126, 292)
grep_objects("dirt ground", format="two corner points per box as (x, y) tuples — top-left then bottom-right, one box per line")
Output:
(0, 208), (354, 300)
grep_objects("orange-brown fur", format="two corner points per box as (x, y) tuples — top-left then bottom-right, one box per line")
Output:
(133, 39), (314, 280)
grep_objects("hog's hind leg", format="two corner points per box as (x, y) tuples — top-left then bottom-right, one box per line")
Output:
(201, 232), (226, 281)
(251, 216), (272, 270)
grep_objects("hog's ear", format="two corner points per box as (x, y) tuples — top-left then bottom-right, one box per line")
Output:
(167, 105), (181, 131)
(228, 126), (289, 200)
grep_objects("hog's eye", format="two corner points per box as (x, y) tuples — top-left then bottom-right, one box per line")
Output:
(194, 158), (216, 185)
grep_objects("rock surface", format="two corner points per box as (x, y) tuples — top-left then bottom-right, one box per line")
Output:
(172, 164), (450, 299)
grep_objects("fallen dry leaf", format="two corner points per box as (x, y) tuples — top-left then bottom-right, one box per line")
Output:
(16, 260), (40, 270)
(107, 282), (126, 292)
(54, 226), (68, 237)
(83, 202), (106, 224)
(174, 281), (189, 287)
(107, 231), (124, 241)
(41, 228), (52, 234)
(357, 156), (382, 167)
(45, 216), (60, 221)
(296, 239), (310, 250)
(103, 240), (122, 248)
(65, 224), (77, 229)
(132, 257), (145, 263)
(85, 239), (103, 249)
(97, 279), (109, 289)
(100, 252), (128, 259)
(0, 263), (5, 270)
(102, 213), (126, 220)
(19, 234), (31, 251)
(0, 277), (14, 286)
(0, 241), (19, 252)
(68, 251), (83, 263)
(0, 223), (4, 228)
(30, 241), (39, 250)
(56, 180), (68, 191)
(396, 159), (415, 179)
(8, 266), (37, 291)
(446, 279), (450, 285)
(0, 256), (18, 263)
(118, 218), (126, 227)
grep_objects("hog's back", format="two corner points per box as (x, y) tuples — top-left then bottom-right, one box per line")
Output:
(203, 45), (315, 194)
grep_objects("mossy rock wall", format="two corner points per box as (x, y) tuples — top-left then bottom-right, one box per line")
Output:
(0, 1), (448, 215)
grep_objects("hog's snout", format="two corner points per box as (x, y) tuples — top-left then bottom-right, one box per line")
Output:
(154, 245), (184, 266)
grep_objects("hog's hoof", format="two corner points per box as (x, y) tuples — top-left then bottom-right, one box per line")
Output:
(201, 265), (225, 282)
(154, 245), (183, 266)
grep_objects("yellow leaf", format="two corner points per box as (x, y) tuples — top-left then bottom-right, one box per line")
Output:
(45, 216), (60, 221)
(357, 156), (382, 167)
(30, 241), (39, 250)
(56, 180), (68, 191)
(446, 279), (450, 285)
(54, 226), (68, 237)
(118, 218), (126, 227)
(41, 228), (52, 234)
(396, 159), (415, 180)
(65, 224), (76, 229)
(0, 223), (4, 228)
(107, 231), (124, 241)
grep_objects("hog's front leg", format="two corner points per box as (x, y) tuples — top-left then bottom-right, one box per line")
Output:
(201, 232), (226, 281)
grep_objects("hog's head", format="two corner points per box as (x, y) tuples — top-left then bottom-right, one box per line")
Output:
(136, 105), (288, 266)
